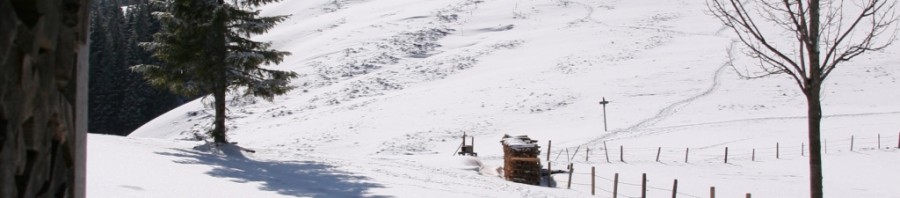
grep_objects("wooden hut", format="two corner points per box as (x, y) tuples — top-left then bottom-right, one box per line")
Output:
(500, 135), (542, 185)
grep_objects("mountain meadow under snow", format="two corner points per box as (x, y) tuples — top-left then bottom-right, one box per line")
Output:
(88, 0), (900, 197)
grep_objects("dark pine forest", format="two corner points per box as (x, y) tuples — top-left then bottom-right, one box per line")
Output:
(89, 0), (190, 135)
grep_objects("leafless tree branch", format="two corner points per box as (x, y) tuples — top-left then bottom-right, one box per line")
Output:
(707, 1), (897, 198)
(707, 0), (897, 88)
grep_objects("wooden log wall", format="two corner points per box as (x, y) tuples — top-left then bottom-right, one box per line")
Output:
(1, 0), (90, 197)
(501, 135), (542, 185)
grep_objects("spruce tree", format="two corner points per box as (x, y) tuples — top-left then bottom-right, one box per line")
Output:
(89, 0), (128, 135)
(133, 0), (297, 143)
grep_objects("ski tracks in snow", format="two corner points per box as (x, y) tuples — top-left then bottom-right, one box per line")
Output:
(623, 41), (736, 132)
(567, 0), (718, 38)
(585, 39), (738, 146)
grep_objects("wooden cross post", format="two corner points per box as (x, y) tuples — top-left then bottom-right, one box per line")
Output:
(599, 97), (611, 132)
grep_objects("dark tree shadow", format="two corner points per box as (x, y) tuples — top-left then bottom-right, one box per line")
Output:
(155, 146), (389, 198)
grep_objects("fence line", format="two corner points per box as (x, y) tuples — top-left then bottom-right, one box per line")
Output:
(538, 133), (899, 196)
(541, 133), (899, 165)
(552, 168), (705, 198)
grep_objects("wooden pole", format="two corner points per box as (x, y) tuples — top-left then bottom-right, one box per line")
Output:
(571, 146), (581, 161)
(548, 162), (551, 175)
(851, 135), (855, 151)
(656, 147), (661, 162)
(603, 102), (608, 132)
(604, 141), (611, 163)
(586, 148), (590, 162)
(752, 149), (755, 161)
(672, 179), (678, 198)
(471, 136), (475, 153)
(620, 145), (624, 162)
(684, 148), (689, 163)
(724, 147), (730, 162)
(547, 140), (552, 161)
(455, 132), (466, 156)
(613, 173), (619, 198)
(567, 163), (574, 189)
(776, 142), (780, 159)
(600, 97), (609, 131)
(591, 166), (596, 195)
(710, 186), (715, 198)
(878, 134), (881, 149)
(897, 131), (900, 148)
(641, 173), (647, 198)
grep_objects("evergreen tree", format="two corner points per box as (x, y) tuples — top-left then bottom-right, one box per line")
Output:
(89, 0), (191, 135)
(89, 0), (128, 134)
(122, 0), (186, 133)
(133, 0), (297, 143)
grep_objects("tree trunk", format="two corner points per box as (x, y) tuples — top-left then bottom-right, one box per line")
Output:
(806, 88), (824, 198)
(210, 0), (228, 144)
(807, 1), (823, 197)
(212, 85), (227, 143)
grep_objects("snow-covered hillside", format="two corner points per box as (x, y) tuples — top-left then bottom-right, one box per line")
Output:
(90, 0), (900, 197)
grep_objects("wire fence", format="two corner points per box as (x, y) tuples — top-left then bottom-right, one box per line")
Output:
(537, 132), (900, 197)
(543, 133), (900, 165)
(548, 162), (707, 198)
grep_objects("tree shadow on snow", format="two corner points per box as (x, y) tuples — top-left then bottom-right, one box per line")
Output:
(155, 146), (389, 198)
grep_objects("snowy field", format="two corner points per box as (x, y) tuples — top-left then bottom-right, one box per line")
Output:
(89, 0), (900, 197)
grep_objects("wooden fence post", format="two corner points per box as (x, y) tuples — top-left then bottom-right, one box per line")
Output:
(567, 163), (574, 189)
(851, 135), (855, 151)
(613, 173), (619, 198)
(571, 146), (581, 161)
(752, 149), (755, 161)
(547, 162), (551, 175)
(620, 145), (624, 162)
(591, 166), (596, 195)
(897, 131), (900, 148)
(672, 179), (678, 198)
(724, 147), (729, 163)
(878, 134), (881, 149)
(547, 140), (552, 161)
(656, 147), (662, 162)
(641, 173), (647, 198)
(710, 186), (715, 198)
(604, 141), (611, 163)
(684, 148), (689, 163)
(776, 142), (780, 159)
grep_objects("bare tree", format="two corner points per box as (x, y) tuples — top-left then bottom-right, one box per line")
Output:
(707, 0), (898, 197)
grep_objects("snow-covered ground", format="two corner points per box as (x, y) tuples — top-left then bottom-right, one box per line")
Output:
(89, 0), (900, 197)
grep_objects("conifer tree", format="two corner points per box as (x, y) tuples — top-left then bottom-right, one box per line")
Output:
(89, 0), (128, 135)
(133, 0), (297, 143)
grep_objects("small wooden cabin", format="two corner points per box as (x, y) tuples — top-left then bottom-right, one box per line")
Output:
(500, 135), (542, 185)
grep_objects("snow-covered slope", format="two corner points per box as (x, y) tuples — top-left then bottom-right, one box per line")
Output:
(91, 0), (900, 197)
